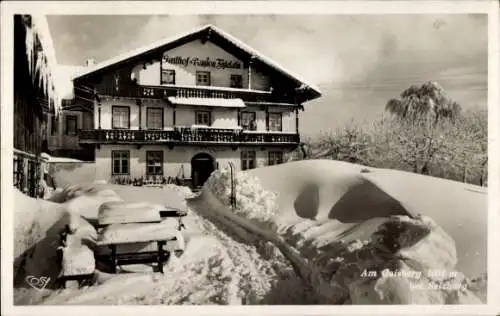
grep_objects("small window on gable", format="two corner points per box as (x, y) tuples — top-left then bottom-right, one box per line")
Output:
(161, 69), (175, 85)
(230, 74), (243, 88)
(196, 71), (211, 86)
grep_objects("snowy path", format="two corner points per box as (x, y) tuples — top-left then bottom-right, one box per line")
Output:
(38, 188), (318, 305)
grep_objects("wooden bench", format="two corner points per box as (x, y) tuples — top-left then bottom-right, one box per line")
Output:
(96, 238), (181, 274)
(94, 206), (187, 273)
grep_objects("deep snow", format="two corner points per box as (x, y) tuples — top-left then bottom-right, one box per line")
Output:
(12, 159), (487, 305)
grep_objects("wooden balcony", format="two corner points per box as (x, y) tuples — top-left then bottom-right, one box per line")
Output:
(97, 84), (295, 104)
(78, 128), (300, 147)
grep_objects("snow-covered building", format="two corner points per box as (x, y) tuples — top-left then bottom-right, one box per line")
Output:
(71, 24), (321, 188)
(13, 15), (60, 197)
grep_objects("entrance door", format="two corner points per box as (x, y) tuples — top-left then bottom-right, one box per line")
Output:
(191, 153), (215, 188)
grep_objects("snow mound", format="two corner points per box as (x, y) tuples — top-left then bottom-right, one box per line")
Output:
(13, 190), (94, 304)
(200, 160), (486, 304)
(205, 168), (279, 230)
(163, 184), (196, 199)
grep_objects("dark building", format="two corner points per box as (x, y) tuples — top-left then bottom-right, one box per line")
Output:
(13, 14), (59, 197)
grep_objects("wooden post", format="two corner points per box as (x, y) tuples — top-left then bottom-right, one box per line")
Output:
(137, 99), (142, 130)
(265, 108), (269, 131)
(157, 241), (165, 273)
(110, 245), (117, 273)
(295, 108), (299, 134)
(172, 104), (176, 126)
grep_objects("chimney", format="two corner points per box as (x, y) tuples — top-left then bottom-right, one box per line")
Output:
(85, 58), (96, 67)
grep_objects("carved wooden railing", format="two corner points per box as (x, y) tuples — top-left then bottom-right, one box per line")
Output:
(97, 85), (292, 103)
(79, 128), (299, 145)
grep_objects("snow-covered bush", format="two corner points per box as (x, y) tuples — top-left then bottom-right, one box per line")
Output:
(164, 184), (195, 199)
(204, 168), (279, 230)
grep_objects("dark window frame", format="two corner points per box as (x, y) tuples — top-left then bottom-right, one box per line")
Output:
(146, 107), (164, 130)
(241, 111), (257, 130)
(241, 150), (257, 171)
(268, 151), (284, 166)
(196, 71), (211, 86)
(195, 110), (212, 126)
(230, 74), (243, 88)
(65, 115), (78, 136)
(268, 112), (283, 132)
(111, 150), (130, 175)
(146, 151), (164, 175)
(161, 69), (176, 85)
(112, 105), (131, 129)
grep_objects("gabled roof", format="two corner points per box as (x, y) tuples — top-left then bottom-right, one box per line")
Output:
(72, 24), (321, 101)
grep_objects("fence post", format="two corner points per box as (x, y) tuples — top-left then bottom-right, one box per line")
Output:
(228, 162), (236, 210)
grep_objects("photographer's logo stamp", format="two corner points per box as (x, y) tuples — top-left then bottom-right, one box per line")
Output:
(25, 275), (50, 291)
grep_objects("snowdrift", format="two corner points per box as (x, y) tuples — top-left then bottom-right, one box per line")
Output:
(198, 159), (487, 304)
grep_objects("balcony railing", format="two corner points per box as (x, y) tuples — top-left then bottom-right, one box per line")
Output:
(79, 128), (299, 146)
(97, 85), (294, 103)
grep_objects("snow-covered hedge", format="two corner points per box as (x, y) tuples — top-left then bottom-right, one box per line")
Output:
(204, 168), (279, 231)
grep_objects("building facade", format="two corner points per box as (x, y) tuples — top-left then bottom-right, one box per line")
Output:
(46, 65), (94, 161)
(72, 25), (321, 188)
(13, 14), (60, 197)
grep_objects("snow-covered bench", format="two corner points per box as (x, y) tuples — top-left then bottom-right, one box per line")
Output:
(95, 202), (187, 273)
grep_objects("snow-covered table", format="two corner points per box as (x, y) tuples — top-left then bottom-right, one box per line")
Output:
(95, 204), (187, 273)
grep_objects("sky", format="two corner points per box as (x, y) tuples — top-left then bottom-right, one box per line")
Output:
(47, 14), (488, 137)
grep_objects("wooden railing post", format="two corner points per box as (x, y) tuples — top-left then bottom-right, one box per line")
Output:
(137, 99), (142, 130)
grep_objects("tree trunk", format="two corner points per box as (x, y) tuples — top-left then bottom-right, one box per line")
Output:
(421, 162), (429, 175)
(480, 159), (487, 187)
(300, 143), (308, 160)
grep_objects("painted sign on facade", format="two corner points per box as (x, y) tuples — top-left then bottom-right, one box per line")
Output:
(163, 55), (242, 70)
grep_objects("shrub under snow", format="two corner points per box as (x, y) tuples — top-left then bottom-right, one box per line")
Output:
(204, 168), (279, 230)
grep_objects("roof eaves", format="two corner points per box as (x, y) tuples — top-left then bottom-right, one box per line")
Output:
(209, 25), (322, 96)
(72, 24), (213, 81)
(71, 23), (322, 101)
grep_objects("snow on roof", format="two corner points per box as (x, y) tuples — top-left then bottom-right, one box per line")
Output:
(72, 24), (209, 80)
(72, 24), (321, 97)
(209, 25), (321, 96)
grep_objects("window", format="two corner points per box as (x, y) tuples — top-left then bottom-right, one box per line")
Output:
(195, 110), (211, 126)
(241, 150), (256, 171)
(112, 151), (130, 175)
(268, 112), (282, 132)
(161, 69), (175, 85)
(241, 111), (257, 130)
(230, 74), (243, 88)
(146, 151), (163, 175)
(196, 71), (211, 86)
(65, 115), (77, 135)
(112, 106), (130, 129)
(147, 108), (163, 130)
(268, 151), (283, 166)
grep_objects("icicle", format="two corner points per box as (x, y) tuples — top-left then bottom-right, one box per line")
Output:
(25, 23), (34, 76)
